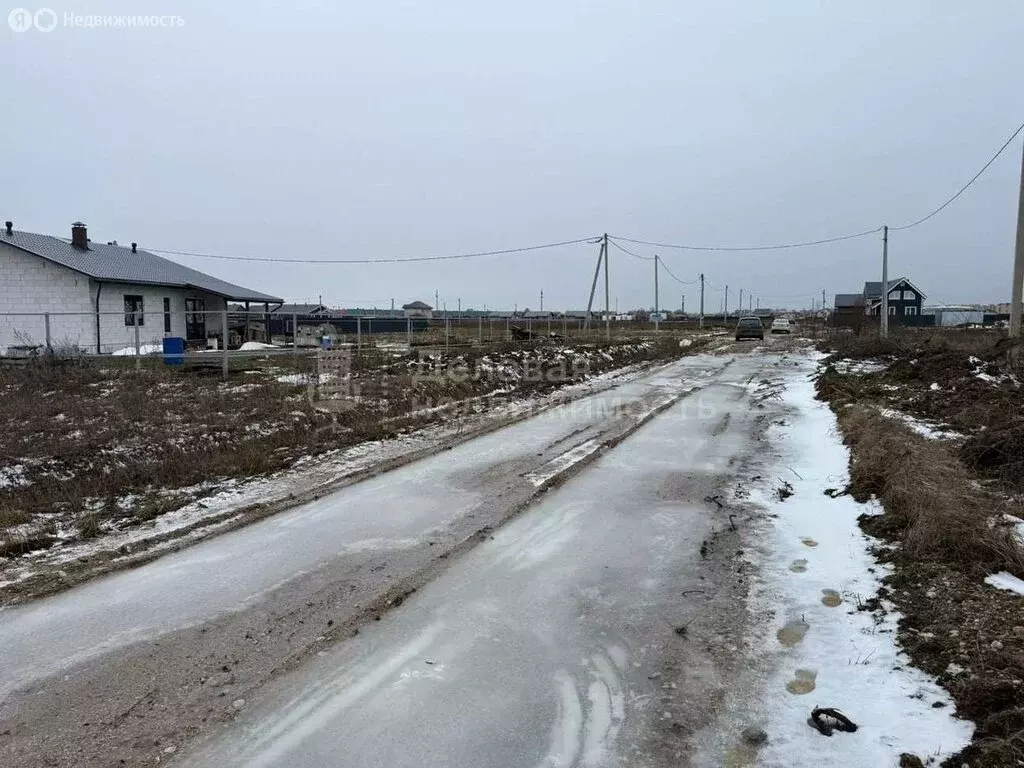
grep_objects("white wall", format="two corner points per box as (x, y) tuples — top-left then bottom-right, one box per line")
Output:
(92, 284), (227, 353)
(0, 241), (230, 354)
(0, 241), (93, 352)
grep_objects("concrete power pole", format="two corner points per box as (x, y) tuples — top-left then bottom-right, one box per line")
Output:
(881, 225), (890, 338)
(540, 289), (544, 313)
(1011, 139), (1024, 336)
(739, 288), (743, 315)
(654, 254), (660, 331)
(584, 237), (605, 331)
(725, 285), (729, 319)
(699, 274), (705, 329)
(604, 233), (610, 340)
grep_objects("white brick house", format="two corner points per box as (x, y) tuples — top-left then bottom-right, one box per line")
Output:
(0, 221), (282, 354)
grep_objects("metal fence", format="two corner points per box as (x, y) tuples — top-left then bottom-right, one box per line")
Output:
(0, 309), (701, 378)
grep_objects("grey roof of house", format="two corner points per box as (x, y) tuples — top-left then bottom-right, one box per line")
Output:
(0, 228), (283, 303)
(834, 293), (864, 308)
(402, 300), (432, 310)
(271, 304), (329, 315)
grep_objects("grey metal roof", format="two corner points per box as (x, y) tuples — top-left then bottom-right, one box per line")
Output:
(402, 300), (432, 310)
(863, 277), (926, 302)
(0, 228), (283, 303)
(270, 304), (329, 315)
(834, 293), (864, 308)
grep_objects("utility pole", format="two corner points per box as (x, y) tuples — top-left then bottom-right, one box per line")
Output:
(725, 285), (729, 319)
(739, 288), (743, 315)
(822, 289), (826, 315)
(654, 254), (660, 331)
(1011, 138), (1024, 336)
(435, 289), (439, 312)
(540, 289), (544, 313)
(756, 297), (760, 311)
(584, 236), (605, 331)
(699, 273), (705, 329)
(681, 294), (685, 314)
(749, 295), (753, 312)
(458, 297), (461, 314)
(881, 225), (890, 338)
(604, 233), (610, 340)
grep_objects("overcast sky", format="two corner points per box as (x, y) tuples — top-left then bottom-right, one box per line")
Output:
(3, 1), (1023, 310)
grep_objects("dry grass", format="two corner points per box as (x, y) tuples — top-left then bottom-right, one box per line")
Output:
(834, 404), (1024, 576)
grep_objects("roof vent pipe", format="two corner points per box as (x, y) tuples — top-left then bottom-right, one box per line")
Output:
(131, 242), (137, 253)
(4, 221), (11, 236)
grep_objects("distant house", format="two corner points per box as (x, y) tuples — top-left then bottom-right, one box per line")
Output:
(402, 300), (433, 319)
(863, 278), (926, 319)
(0, 221), (282, 354)
(272, 303), (331, 317)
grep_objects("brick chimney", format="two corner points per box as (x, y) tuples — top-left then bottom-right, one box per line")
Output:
(71, 221), (88, 249)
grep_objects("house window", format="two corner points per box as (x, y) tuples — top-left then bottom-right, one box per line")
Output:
(888, 305), (897, 316)
(905, 306), (918, 315)
(124, 295), (144, 326)
(163, 298), (172, 334)
(888, 290), (901, 300)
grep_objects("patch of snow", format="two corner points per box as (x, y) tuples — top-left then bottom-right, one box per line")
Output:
(239, 341), (278, 351)
(702, 355), (972, 765)
(929, 382), (941, 391)
(111, 343), (162, 356)
(831, 358), (889, 375)
(0, 464), (29, 489)
(876, 407), (961, 440)
(277, 372), (334, 385)
(524, 439), (601, 487)
(985, 571), (1024, 596)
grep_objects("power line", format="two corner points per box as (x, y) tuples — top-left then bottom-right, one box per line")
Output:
(609, 227), (882, 253)
(659, 259), (699, 285)
(143, 236), (599, 264)
(890, 119), (1024, 231)
(608, 239), (654, 261)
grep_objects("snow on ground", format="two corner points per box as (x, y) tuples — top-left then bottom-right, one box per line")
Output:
(0, 464), (29, 489)
(276, 372), (334, 384)
(985, 571), (1024, 596)
(968, 355), (1020, 387)
(704, 353), (972, 765)
(830, 358), (890, 375)
(111, 343), (163, 356)
(239, 341), (279, 351)
(877, 407), (962, 440)
(0, 358), (672, 592)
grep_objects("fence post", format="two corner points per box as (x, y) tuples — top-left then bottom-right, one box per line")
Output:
(478, 315), (482, 343)
(406, 316), (411, 347)
(357, 316), (362, 355)
(134, 313), (141, 370)
(445, 315), (450, 357)
(292, 312), (298, 352)
(505, 317), (509, 340)
(367, 318), (372, 350)
(222, 309), (229, 379)
(44, 312), (51, 353)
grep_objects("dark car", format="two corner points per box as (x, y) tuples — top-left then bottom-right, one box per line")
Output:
(735, 316), (764, 341)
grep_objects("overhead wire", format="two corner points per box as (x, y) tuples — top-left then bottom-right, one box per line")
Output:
(890, 119), (1024, 231)
(142, 236), (599, 264)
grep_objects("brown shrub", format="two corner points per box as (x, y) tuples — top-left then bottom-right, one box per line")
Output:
(838, 405), (1024, 576)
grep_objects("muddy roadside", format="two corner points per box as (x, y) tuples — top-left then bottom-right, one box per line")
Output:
(0, 366), (708, 768)
(817, 330), (1024, 767)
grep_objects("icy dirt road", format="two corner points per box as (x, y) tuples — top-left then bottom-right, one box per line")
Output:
(1, 341), (972, 767)
(185, 353), (773, 768)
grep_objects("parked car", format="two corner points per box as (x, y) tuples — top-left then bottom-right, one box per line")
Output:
(735, 316), (764, 341)
(771, 317), (792, 334)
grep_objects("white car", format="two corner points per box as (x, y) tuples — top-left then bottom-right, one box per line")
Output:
(770, 317), (792, 334)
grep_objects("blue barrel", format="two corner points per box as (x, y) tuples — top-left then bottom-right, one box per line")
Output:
(162, 336), (185, 365)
